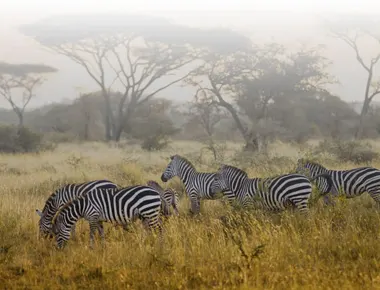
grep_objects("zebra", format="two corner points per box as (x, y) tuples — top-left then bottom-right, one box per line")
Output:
(210, 164), (333, 213)
(52, 185), (163, 249)
(146, 180), (180, 216)
(36, 179), (118, 238)
(160, 154), (232, 214)
(296, 158), (380, 206)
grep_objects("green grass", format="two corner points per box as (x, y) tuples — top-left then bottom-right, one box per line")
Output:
(1, 140), (380, 289)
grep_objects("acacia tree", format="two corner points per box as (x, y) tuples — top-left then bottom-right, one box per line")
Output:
(0, 62), (57, 127)
(21, 14), (249, 141)
(235, 46), (334, 148)
(329, 23), (380, 139)
(187, 44), (333, 151)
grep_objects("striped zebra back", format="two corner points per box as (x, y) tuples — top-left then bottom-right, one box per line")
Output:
(213, 164), (312, 212)
(160, 154), (221, 199)
(296, 158), (380, 199)
(36, 179), (118, 237)
(53, 185), (163, 248)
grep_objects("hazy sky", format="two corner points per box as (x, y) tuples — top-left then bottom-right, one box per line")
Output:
(2, 0), (380, 26)
(1, 0), (380, 109)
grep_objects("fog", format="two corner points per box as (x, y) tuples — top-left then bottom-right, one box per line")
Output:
(1, 0), (380, 108)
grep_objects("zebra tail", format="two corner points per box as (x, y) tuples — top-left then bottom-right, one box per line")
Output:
(309, 173), (333, 195)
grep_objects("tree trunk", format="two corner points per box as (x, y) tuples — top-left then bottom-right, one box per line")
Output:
(355, 98), (371, 139)
(18, 112), (24, 128)
(243, 134), (260, 152)
(83, 114), (90, 141)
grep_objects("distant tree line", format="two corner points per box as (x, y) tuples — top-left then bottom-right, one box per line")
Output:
(0, 14), (380, 152)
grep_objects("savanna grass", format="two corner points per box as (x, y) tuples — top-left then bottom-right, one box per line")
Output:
(1, 141), (380, 289)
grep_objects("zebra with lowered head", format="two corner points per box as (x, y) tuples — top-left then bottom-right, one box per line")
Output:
(210, 164), (333, 213)
(36, 179), (118, 238)
(146, 180), (179, 216)
(296, 158), (380, 206)
(160, 154), (232, 214)
(52, 185), (163, 249)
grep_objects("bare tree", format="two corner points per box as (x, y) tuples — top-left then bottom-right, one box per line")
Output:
(21, 14), (252, 142)
(330, 27), (380, 139)
(44, 35), (198, 141)
(186, 88), (228, 160)
(0, 62), (57, 127)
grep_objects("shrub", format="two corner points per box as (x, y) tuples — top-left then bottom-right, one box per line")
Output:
(315, 139), (379, 164)
(141, 134), (170, 151)
(0, 125), (48, 153)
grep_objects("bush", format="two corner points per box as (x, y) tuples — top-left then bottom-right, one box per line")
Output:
(0, 125), (48, 153)
(141, 134), (170, 151)
(315, 139), (379, 164)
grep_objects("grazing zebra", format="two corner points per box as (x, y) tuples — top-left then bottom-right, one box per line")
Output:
(296, 158), (380, 206)
(36, 179), (118, 238)
(160, 154), (232, 214)
(52, 185), (163, 249)
(210, 164), (333, 213)
(146, 180), (179, 216)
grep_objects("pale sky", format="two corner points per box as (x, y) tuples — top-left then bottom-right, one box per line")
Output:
(1, 0), (380, 26)
(1, 0), (380, 109)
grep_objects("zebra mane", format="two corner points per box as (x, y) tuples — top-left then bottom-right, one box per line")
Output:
(41, 192), (58, 213)
(147, 180), (164, 192)
(41, 182), (86, 213)
(172, 154), (196, 170)
(298, 158), (326, 169)
(220, 164), (248, 178)
(51, 196), (78, 225)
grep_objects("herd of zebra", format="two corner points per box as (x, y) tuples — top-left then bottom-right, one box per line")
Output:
(35, 154), (380, 249)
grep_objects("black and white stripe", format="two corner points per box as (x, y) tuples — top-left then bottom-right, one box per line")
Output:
(146, 180), (179, 216)
(210, 164), (333, 213)
(160, 154), (232, 214)
(36, 179), (118, 238)
(296, 158), (380, 205)
(52, 185), (163, 249)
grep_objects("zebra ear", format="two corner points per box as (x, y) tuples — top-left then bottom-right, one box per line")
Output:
(36, 209), (43, 217)
(170, 155), (175, 160)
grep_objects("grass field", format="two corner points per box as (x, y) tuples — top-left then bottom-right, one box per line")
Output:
(1, 140), (380, 289)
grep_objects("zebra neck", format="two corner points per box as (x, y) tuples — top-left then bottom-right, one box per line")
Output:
(310, 166), (328, 176)
(178, 168), (196, 187)
(64, 201), (83, 226)
(43, 201), (58, 221)
(232, 177), (251, 196)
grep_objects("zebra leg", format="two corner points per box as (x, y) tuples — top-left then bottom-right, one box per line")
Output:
(172, 203), (180, 216)
(290, 198), (309, 215)
(97, 222), (105, 246)
(323, 194), (336, 206)
(145, 215), (163, 247)
(368, 191), (380, 208)
(88, 220), (99, 249)
(71, 223), (76, 240)
(189, 195), (201, 215)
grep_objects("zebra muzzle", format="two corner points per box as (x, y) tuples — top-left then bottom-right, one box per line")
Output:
(161, 175), (168, 182)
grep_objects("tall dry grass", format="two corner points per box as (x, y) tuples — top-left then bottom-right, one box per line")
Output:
(1, 141), (380, 289)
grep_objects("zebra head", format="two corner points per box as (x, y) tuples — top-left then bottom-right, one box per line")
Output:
(295, 158), (326, 177)
(147, 180), (163, 192)
(52, 214), (69, 249)
(161, 155), (179, 182)
(211, 166), (230, 195)
(36, 209), (54, 239)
